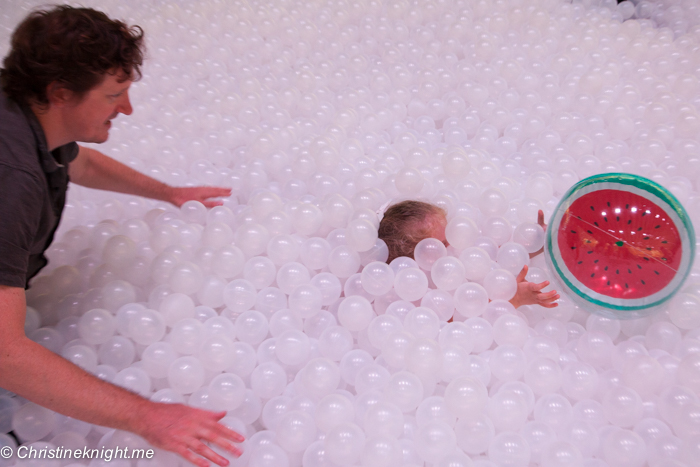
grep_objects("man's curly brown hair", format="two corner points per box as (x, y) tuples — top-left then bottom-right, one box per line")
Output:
(378, 200), (446, 263)
(1, 5), (144, 106)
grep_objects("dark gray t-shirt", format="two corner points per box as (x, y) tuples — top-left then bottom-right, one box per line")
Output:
(0, 92), (79, 289)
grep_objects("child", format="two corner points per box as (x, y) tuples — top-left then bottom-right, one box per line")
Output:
(378, 200), (559, 309)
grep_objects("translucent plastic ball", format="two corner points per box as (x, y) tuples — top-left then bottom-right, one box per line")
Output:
(541, 440), (583, 467)
(318, 325), (353, 361)
(168, 356), (205, 395)
(416, 396), (456, 428)
(454, 412), (495, 456)
(300, 237), (332, 271)
(454, 282), (489, 318)
(140, 341), (176, 378)
(512, 222), (545, 254)
(496, 242), (530, 276)
(361, 434), (403, 467)
(361, 261), (395, 296)
(275, 410), (317, 453)
(492, 314), (529, 347)
(431, 257), (466, 291)
(128, 308), (166, 346)
(383, 371), (424, 413)
(199, 335), (235, 372)
(404, 307), (440, 340)
(159, 293), (195, 327)
(414, 421), (457, 464)
(328, 245), (362, 278)
(488, 389), (529, 432)
(297, 358), (341, 399)
(394, 267), (429, 302)
(324, 422), (366, 466)
(223, 279), (258, 312)
(445, 216), (479, 250)
(12, 402), (57, 442)
(444, 376), (488, 419)
(243, 256), (277, 290)
(490, 344), (527, 382)
(314, 394), (355, 433)
(479, 188), (509, 216)
(483, 269), (517, 301)
(248, 444), (289, 467)
(488, 432), (531, 467)
(170, 318), (205, 355)
(275, 330), (311, 366)
(235, 310), (269, 345)
(414, 238), (447, 271)
(283, 285), (319, 318)
(250, 361), (287, 400)
(337, 295), (375, 332)
(363, 401), (404, 439)
(168, 261), (204, 295)
(460, 247), (493, 282)
(77, 308), (116, 345)
(601, 429), (646, 467)
(621, 355), (665, 400)
(310, 272), (342, 306)
(534, 394), (574, 432)
(355, 363), (391, 395)
(525, 358), (563, 396)
(346, 218), (378, 252)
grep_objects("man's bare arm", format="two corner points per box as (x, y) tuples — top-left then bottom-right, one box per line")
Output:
(0, 285), (243, 466)
(68, 146), (231, 207)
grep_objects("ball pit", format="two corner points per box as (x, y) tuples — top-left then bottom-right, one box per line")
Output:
(3, 0), (700, 466)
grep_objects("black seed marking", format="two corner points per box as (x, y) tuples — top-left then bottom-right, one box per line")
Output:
(586, 240), (591, 243)
(594, 260), (599, 263)
(571, 230), (577, 234)
(637, 227), (642, 231)
(591, 273), (595, 277)
(625, 283), (629, 288)
(577, 216), (582, 219)
(662, 257), (667, 261)
(644, 236), (650, 240)
(626, 204), (629, 209)
(642, 211), (646, 217)
(616, 269), (619, 274)
(616, 216), (620, 221)
(578, 261), (583, 264)
(604, 266), (608, 271)
(604, 217), (608, 222)
(646, 247), (652, 251)
(607, 280), (610, 286)
(637, 264), (642, 269)
(627, 220), (631, 224)
(571, 246), (576, 250)
(587, 251), (593, 254)
(644, 257), (650, 261)
(590, 206), (595, 211)
(662, 241), (668, 244)
(628, 269), (631, 273)
(655, 270), (660, 275)
(607, 202), (611, 207)
(641, 280), (646, 285)
(655, 225), (660, 229)
(594, 222), (599, 227)
(587, 230), (593, 234)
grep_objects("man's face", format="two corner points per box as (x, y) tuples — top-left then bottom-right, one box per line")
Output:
(64, 70), (133, 144)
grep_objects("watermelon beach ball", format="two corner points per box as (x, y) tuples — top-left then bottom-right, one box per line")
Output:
(546, 173), (696, 319)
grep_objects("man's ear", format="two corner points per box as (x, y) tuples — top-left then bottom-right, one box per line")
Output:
(45, 82), (74, 106)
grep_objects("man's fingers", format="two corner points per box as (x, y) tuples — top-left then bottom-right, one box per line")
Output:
(180, 446), (210, 467)
(538, 209), (546, 228)
(201, 199), (224, 208)
(190, 441), (230, 467)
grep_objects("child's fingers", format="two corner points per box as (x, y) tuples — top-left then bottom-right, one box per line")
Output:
(516, 265), (528, 282)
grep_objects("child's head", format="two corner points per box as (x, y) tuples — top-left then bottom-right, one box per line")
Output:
(378, 200), (447, 263)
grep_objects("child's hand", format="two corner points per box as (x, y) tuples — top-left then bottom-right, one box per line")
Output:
(509, 265), (559, 308)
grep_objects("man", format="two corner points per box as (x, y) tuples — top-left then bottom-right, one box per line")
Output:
(0, 6), (242, 467)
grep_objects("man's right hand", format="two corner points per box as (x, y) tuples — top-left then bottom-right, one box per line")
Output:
(137, 403), (244, 467)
